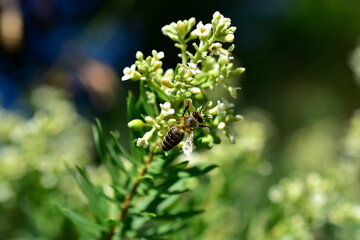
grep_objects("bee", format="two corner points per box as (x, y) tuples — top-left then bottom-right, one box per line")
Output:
(162, 103), (207, 156)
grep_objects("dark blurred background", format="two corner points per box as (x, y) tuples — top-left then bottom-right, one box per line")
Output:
(1, 0), (360, 154)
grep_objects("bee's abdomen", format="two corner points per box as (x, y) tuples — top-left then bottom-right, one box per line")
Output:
(162, 126), (184, 151)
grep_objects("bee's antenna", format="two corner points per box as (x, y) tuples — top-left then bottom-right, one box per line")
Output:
(200, 103), (206, 112)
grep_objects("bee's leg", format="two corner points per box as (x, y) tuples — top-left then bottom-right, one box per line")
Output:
(198, 124), (209, 128)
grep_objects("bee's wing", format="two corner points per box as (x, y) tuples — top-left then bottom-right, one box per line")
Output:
(182, 131), (194, 157)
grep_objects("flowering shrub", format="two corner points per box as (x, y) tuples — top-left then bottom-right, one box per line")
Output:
(63, 11), (245, 239)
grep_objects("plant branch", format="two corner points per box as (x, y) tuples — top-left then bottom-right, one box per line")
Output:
(105, 142), (158, 240)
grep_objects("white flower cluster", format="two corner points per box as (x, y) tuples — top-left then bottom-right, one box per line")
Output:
(267, 172), (360, 238)
(121, 11), (245, 101)
(207, 99), (243, 142)
(135, 102), (177, 148)
(123, 12), (245, 150)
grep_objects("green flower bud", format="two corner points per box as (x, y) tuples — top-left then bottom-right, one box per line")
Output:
(136, 51), (144, 60)
(178, 67), (186, 76)
(145, 116), (154, 124)
(218, 122), (226, 130)
(234, 115), (244, 121)
(228, 26), (237, 33)
(168, 118), (177, 125)
(189, 87), (201, 94)
(188, 17), (196, 30)
(213, 11), (221, 21)
(128, 119), (144, 132)
(137, 65), (146, 73)
(224, 34), (234, 43)
(161, 77), (174, 88)
(152, 60), (163, 70)
(218, 56), (228, 65)
(177, 20), (185, 36)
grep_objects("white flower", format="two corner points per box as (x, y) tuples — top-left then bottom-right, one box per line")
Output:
(209, 42), (222, 55)
(160, 102), (175, 117)
(136, 137), (149, 148)
(121, 64), (136, 81)
(152, 50), (164, 60)
(188, 62), (201, 75)
(193, 21), (212, 36)
(136, 128), (155, 148)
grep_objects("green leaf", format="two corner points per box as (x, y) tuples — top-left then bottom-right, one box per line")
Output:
(92, 119), (106, 160)
(183, 164), (218, 177)
(67, 165), (109, 222)
(139, 80), (156, 116)
(138, 212), (157, 217)
(160, 189), (190, 198)
(139, 175), (155, 187)
(58, 206), (106, 238)
(110, 131), (135, 164)
(127, 91), (138, 120)
(173, 161), (189, 169)
(155, 210), (204, 219)
(105, 218), (121, 227)
(110, 184), (127, 200)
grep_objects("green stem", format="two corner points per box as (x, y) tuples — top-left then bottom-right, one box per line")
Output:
(178, 38), (188, 66)
(104, 141), (159, 240)
(192, 35), (216, 63)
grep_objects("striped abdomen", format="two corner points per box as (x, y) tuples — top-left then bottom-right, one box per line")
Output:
(162, 126), (184, 151)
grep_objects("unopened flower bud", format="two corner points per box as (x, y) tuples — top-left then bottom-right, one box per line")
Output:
(137, 65), (146, 73)
(234, 115), (244, 121)
(218, 122), (226, 130)
(188, 17), (196, 29)
(145, 116), (154, 124)
(168, 118), (177, 125)
(161, 77), (174, 88)
(128, 119), (144, 132)
(177, 20), (185, 35)
(178, 67), (186, 76)
(189, 87), (201, 94)
(228, 26), (237, 33)
(186, 77), (193, 83)
(209, 107), (219, 115)
(234, 67), (246, 75)
(136, 51), (144, 60)
(213, 11), (221, 21)
(153, 60), (162, 70)
(224, 34), (234, 43)
(218, 56), (228, 65)
(143, 130), (154, 141)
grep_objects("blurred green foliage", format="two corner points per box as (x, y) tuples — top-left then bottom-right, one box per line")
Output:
(0, 86), (92, 239)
